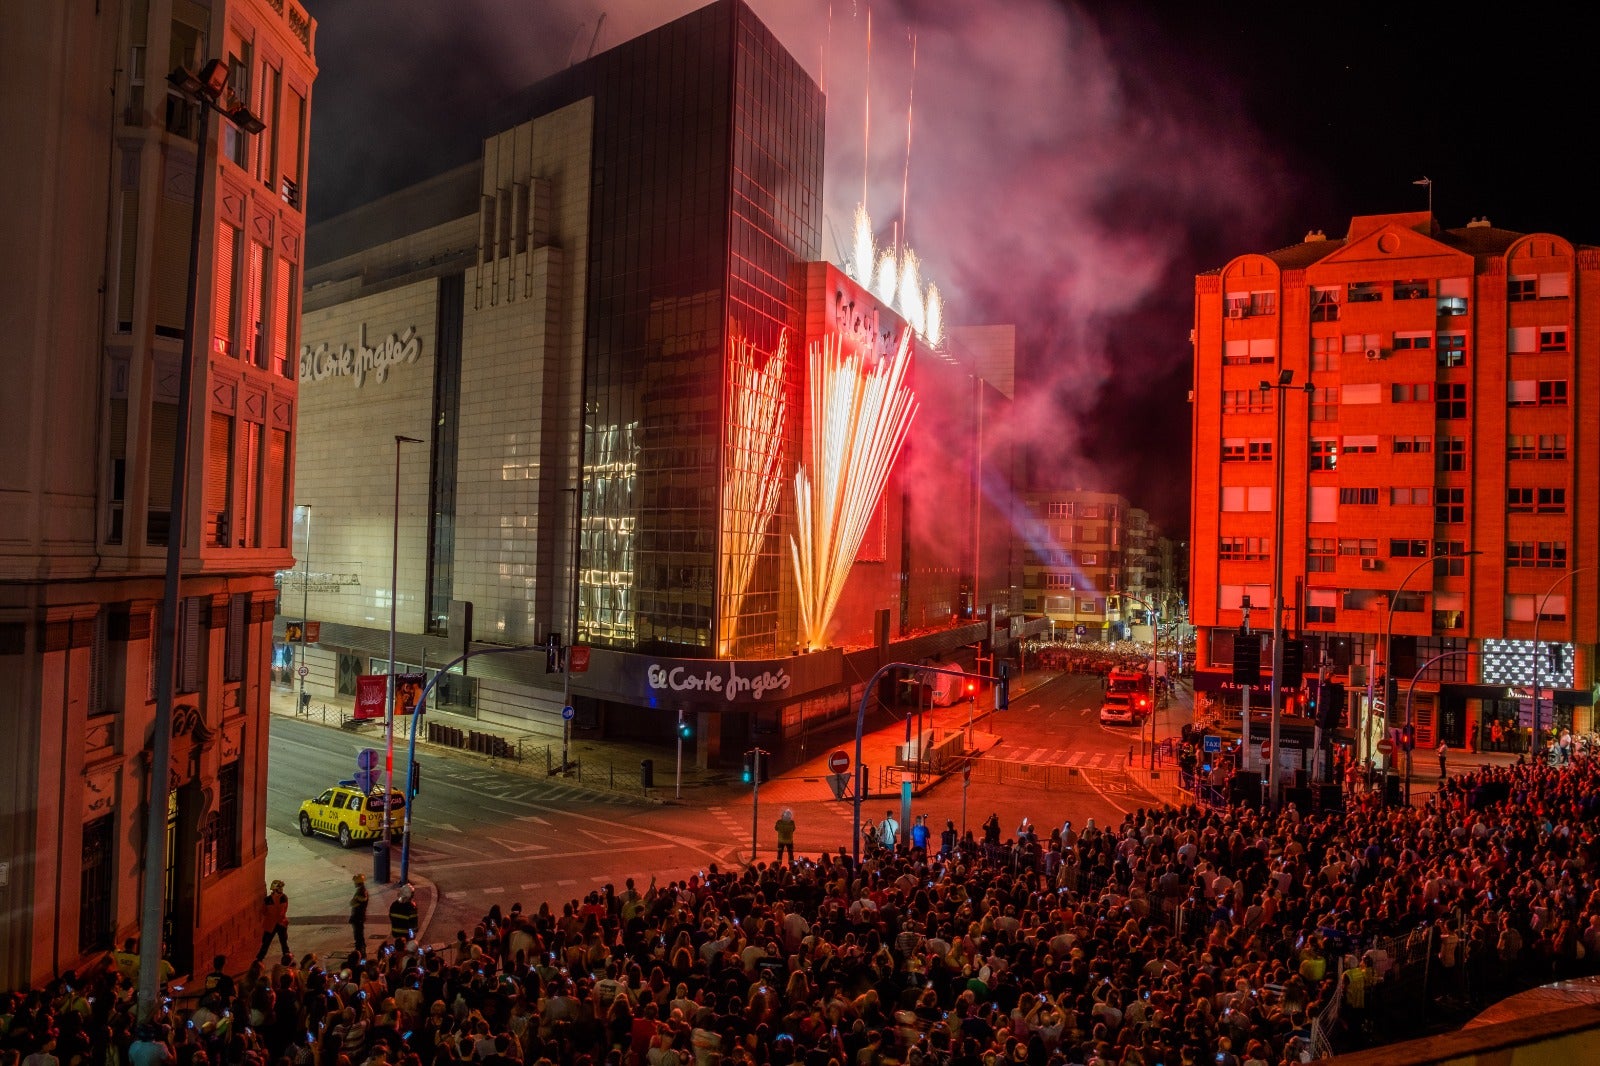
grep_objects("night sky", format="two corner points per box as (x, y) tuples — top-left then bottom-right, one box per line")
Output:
(301, 1), (1596, 538)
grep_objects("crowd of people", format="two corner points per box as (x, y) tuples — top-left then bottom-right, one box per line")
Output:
(1023, 641), (1186, 683)
(8, 750), (1600, 1066)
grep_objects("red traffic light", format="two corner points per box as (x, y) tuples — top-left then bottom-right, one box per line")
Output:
(966, 682), (976, 693)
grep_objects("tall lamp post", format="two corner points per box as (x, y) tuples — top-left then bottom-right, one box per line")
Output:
(1382, 547), (1480, 793)
(1259, 371), (1312, 811)
(297, 504), (312, 711)
(138, 60), (263, 1026)
(1116, 591), (1161, 765)
(382, 435), (423, 880)
(1531, 566), (1592, 757)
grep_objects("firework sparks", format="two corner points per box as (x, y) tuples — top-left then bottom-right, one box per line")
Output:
(790, 331), (918, 648)
(924, 282), (944, 348)
(846, 204), (945, 349)
(875, 249), (898, 308)
(719, 334), (790, 654)
(852, 203), (875, 281)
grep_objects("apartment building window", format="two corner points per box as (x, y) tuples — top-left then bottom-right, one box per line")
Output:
(1393, 435), (1432, 455)
(1339, 487), (1379, 505)
(1392, 332), (1432, 351)
(1348, 281), (1383, 303)
(1508, 488), (1535, 514)
(1539, 380), (1568, 406)
(1391, 539), (1429, 557)
(1508, 435), (1536, 460)
(1220, 487), (1273, 512)
(1508, 275), (1537, 302)
(1250, 291), (1277, 316)
(1540, 434), (1567, 460)
(1508, 435), (1566, 460)
(1540, 272), (1571, 298)
(1509, 541), (1568, 568)
(222, 42), (253, 168)
(1341, 435), (1378, 455)
(1311, 287), (1340, 322)
(1080, 599), (1100, 614)
(1338, 539), (1379, 557)
(1437, 277), (1470, 316)
(1310, 439), (1338, 471)
(1043, 573), (1074, 589)
(1540, 327), (1569, 352)
(1310, 387), (1338, 421)
(1509, 594), (1566, 622)
(1508, 326), (1540, 354)
(1435, 541), (1468, 576)
(1537, 487), (1567, 513)
(1391, 383), (1432, 403)
(1310, 336), (1340, 371)
(1081, 505), (1101, 519)
(1046, 501), (1074, 518)
(1307, 538), (1336, 572)
(1342, 383), (1381, 405)
(1393, 279), (1431, 300)
(1220, 537), (1269, 561)
(1343, 333), (1381, 355)
(1438, 436), (1466, 472)
(1310, 486), (1337, 523)
(1224, 338), (1277, 365)
(224, 593), (247, 683)
(1221, 438), (1246, 462)
(1247, 439), (1273, 462)
(1438, 333), (1467, 368)
(177, 596), (203, 694)
(1390, 487), (1428, 506)
(1436, 383), (1467, 419)
(1306, 589), (1337, 624)
(1222, 389), (1272, 414)
(1435, 488), (1465, 524)
(201, 761), (241, 875)
(1224, 291), (1250, 317)
(78, 815), (115, 953)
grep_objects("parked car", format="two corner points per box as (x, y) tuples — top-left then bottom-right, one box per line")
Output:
(298, 783), (405, 848)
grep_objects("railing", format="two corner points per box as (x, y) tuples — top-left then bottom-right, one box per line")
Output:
(962, 754), (1131, 796)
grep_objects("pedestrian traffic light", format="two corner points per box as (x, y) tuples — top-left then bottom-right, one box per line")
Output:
(994, 664), (1010, 710)
(741, 752), (754, 783)
(677, 715), (693, 741)
(1233, 632), (1261, 685)
(408, 759), (422, 797)
(1279, 638), (1305, 689)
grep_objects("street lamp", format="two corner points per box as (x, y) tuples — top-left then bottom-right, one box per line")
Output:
(1116, 591), (1161, 766)
(296, 505), (312, 713)
(1259, 370), (1312, 811)
(138, 59), (263, 1026)
(1382, 547), (1480, 793)
(381, 434), (423, 880)
(1403, 648), (1477, 803)
(1531, 566), (1592, 757)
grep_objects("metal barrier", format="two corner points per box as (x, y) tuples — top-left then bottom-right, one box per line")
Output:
(962, 754), (1131, 796)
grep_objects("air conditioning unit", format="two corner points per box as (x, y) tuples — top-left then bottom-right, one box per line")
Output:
(1360, 557), (1382, 571)
(1365, 348), (1383, 360)
(1228, 306), (1246, 319)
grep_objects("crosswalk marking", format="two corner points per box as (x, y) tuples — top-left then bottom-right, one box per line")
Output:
(994, 747), (1115, 769)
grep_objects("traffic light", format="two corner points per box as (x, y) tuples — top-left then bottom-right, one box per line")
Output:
(1233, 632), (1261, 685)
(408, 758), (422, 797)
(994, 664), (1010, 710)
(545, 631), (562, 673)
(1400, 723), (1415, 751)
(741, 752), (754, 784)
(1319, 682), (1346, 729)
(1279, 638), (1305, 689)
(677, 714), (693, 741)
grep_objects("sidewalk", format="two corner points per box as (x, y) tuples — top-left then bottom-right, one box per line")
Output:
(261, 826), (439, 967)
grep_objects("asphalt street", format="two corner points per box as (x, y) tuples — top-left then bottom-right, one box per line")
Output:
(266, 669), (1169, 940)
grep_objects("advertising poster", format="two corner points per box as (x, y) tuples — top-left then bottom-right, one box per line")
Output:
(353, 674), (388, 720)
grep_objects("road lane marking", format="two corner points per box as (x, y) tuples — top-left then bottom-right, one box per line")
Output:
(428, 843), (677, 872)
(520, 882), (542, 890)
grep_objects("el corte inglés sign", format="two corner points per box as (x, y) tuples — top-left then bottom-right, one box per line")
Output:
(300, 323), (422, 387)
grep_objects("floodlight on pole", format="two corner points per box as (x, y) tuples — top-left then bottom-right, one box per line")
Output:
(137, 59), (266, 1027)
(382, 435), (423, 881)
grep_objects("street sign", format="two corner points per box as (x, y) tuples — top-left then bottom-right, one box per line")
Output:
(827, 749), (850, 774)
(1203, 735), (1221, 753)
(1377, 737), (1395, 756)
(297, 664), (309, 679)
(357, 748), (378, 771)
(561, 704), (575, 721)
(1260, 741), (1272, 760)
(1075, 624), (1087, 638)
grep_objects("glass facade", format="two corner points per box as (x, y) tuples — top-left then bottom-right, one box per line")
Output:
(519, 1), (822, 656)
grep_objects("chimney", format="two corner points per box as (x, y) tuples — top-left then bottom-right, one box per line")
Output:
(1467, 217), (1492, 228)
(1303, 229), (1327, 242)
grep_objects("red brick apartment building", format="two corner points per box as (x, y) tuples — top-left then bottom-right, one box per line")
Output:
(1189, 212), (1597, 765)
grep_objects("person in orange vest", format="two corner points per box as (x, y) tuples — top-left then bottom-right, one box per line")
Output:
(255, 879), (291, 962)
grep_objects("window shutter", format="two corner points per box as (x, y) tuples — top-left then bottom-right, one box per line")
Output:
(225, 594), (246, 682)
(244, 240), (266, 365)
(110, 398), (128, 464)
(1248, 338), (1276, 359)
(265, 428), (288, 548)
(1246, 486), (1272, 512)
(179, 596), (204, 693)
(88, 611), (108, 716)
(147, 401), (179, 508)
(214, 226), (237, 356)
(117, 188), (140, 330)
(241, 421), (262, 547)
(1539, 273), (1570, 298)
(271, 257), (293, 374)
(154, 194), (192, 334)
(1508, 326), (1537, 353)
(1438, 277), (1469, 298)
(1309, 487), (1337, 523)
(206, 412), (232, 545)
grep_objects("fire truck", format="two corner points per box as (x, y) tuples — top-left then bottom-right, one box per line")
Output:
(1107, 667), (1154, 719)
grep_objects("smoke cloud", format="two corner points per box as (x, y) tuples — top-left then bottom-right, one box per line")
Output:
(306, 0), (1295, 534)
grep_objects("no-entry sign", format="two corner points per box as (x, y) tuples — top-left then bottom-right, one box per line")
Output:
(828, 749), (851, 774)
(1260, 741), (1272, 760)
(1377, 737), (1395, 756)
